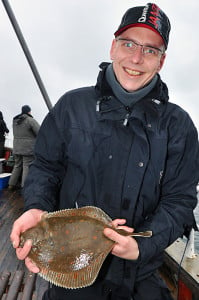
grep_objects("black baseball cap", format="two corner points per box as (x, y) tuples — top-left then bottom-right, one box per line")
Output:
(114, 3), (171, 49)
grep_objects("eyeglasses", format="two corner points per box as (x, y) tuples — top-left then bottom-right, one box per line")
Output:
(116, 37), (164, 58)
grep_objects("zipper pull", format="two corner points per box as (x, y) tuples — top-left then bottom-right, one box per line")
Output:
(123, 106), (131, 126)
(123, 113), (129, 126)
(96, 100), (101, 112)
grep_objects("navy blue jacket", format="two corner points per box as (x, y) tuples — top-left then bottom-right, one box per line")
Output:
(24, 63), (199, 291)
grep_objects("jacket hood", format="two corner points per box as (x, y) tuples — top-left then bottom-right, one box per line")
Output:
(13, 113), (33, 125)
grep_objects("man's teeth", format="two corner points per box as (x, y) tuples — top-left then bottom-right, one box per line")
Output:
(125, 68), (141, 75)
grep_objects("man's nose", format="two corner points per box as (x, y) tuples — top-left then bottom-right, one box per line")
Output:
(130, 46), (144, 64)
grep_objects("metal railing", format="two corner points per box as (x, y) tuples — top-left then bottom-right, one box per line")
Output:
(185, 225), (199, 258)
(2, 0), (52, 111)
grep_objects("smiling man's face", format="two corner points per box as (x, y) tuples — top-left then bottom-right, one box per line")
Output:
(110, 26), (166, 92)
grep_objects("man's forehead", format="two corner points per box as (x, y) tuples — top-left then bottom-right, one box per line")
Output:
(119, 26), (165, 46)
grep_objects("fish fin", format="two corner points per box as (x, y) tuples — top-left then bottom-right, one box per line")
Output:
(46, 206), (112, 226)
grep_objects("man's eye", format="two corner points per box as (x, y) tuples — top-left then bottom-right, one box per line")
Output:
(124, 42), (133, 48)
(144, 47), (157, 55)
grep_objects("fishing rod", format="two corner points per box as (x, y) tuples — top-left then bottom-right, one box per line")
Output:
(2, 0), (53, 111)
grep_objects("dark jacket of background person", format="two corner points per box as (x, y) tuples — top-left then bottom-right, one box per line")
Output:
(0, 111), (9, 157)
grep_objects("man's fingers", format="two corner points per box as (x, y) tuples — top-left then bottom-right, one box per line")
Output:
(25, 257), (40, 273)
(10, 223), (22, 248)
(104, 227), (126, 243)
(16, 239), (32, 260)
(111, 219), (126, 227)
(11, 238), (19, 249)
(116, 226), (134, 233)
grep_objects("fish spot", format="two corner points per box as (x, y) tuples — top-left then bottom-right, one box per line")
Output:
(65, 230), (70, 235)
(93, 236), (97, 240)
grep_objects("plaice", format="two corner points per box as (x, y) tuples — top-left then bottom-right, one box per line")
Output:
(19, 206), (152, 289)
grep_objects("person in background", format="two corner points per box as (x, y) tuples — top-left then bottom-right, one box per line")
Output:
(10, 3), (199, 300)
(8, 105), (40, 189)
(0, 111), (9, 158)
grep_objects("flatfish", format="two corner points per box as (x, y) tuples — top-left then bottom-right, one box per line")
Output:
(19, 206), (152, 289)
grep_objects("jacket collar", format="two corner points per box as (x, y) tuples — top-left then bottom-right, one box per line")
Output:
(95, 62), (169, 125)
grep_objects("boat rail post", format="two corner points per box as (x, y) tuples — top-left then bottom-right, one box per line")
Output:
(185, 226), (198, 258)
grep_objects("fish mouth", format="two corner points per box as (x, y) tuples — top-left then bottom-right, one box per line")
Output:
(124, 67), (143, 76)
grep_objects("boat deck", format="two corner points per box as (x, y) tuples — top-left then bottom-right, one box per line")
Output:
(0, 189), (49, 299)
(161, 239), (199, 300)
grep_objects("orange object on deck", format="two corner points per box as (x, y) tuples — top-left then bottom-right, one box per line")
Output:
(4, 148), (12, 160)
(178, 280), (192, 300)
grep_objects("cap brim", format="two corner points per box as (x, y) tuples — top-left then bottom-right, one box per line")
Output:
(114, 23), (165, 46)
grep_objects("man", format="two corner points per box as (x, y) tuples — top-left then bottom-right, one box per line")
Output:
(8, 105), (40, 189)
(10, 3), (199, 300)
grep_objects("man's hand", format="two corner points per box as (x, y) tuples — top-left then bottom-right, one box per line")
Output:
(10, 208), (46, 273)
(103, 218), (139, 260)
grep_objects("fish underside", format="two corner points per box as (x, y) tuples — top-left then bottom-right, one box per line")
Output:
(19, 206), (152, 289)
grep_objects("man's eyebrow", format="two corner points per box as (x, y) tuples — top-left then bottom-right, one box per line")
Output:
(119, 37), (162, 50)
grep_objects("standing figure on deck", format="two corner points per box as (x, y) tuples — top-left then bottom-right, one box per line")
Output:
(10, 3), (199, 300)
(0, 111), (9, 158)
(8, 105), (40, 189)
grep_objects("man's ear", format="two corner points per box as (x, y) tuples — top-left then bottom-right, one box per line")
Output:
(158, 53), (166, 72)
(110, 39), (117, 61)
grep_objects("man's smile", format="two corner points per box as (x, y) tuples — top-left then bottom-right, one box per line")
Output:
(124, 67), (142, 76)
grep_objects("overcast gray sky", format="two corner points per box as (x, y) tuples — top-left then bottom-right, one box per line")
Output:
(0, 0), (198, 146)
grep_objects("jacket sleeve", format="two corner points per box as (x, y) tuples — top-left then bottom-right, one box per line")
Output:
(137, 112), (199, 266)
(29, 118), (40, 136)
(2, 120), (9, 134)
(23, 104), (67, 212)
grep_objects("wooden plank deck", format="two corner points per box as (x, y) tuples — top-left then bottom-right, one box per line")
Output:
(0, 189), (49, 299)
